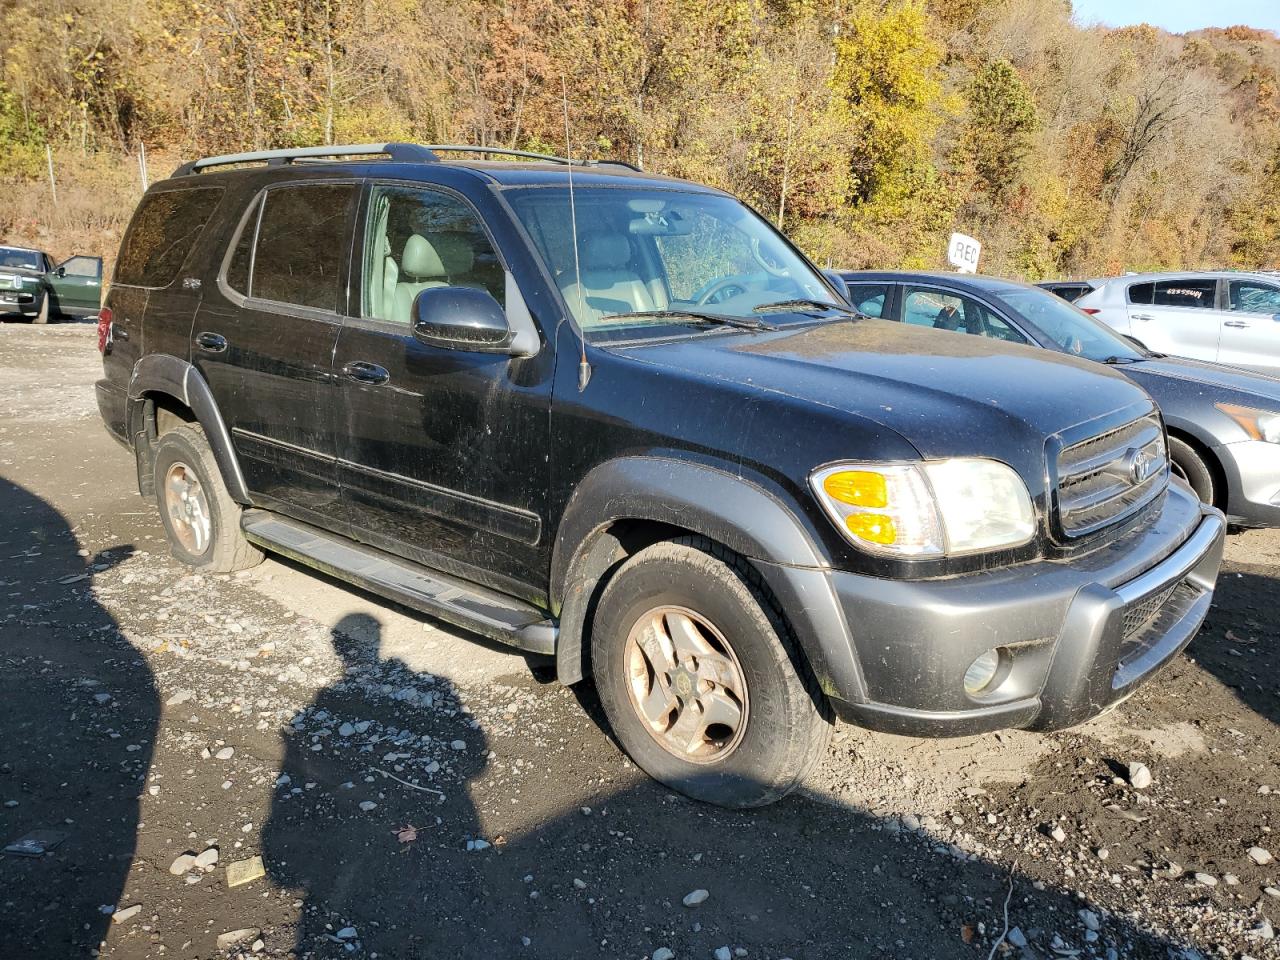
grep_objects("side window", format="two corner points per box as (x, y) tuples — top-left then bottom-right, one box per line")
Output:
(361, 184), (504, 324)
(1127, 282), (1153, 305)
(251, 183), (358, 311)
(902, 287), (1026, 342)
(115, 187), (224, 287)
(845, 283), (889, 318)
(1229, 280), (1280, 314)
(58, 255), (101, 279)
(1151, 279), (1216, 309)
(224, 197), (260, 297)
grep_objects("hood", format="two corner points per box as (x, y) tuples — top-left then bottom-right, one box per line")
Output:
(1125, 356), (1280, 404)
(0, 265), (45, 287)
(611, 319), (1150, 461)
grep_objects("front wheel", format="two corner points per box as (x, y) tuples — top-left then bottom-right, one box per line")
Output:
(1168, 436), (1216, 507)
(152, 424), (263, 573)
(33, 296), (49, 324)
(591, 537), (831, 808)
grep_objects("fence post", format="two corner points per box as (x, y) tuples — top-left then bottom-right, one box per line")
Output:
(138, 142), (149, 192)
(45, 144), (57, 205)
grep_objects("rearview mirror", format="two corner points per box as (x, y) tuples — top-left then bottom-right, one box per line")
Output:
(821, 269), (851, 304)
(412, 286), (513, 352)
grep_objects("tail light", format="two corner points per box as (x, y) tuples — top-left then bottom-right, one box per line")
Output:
(1080, 308), (1100, 315)
(97, 307), (113, 353)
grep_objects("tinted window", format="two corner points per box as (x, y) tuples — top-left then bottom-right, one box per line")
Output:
(251, 183), (357, 311)
(1229, 280), (1280, 314)
(362, 184), (504, 324)
(1152, 279), (1216, 309)
(845, 283), (889, 318)
(224, 198), (260, 297)
(59, 255), (100, 278)
(1127, 282), (1153, 305)
(115, 187), (223, 287)
(902, 287), (1027, 343)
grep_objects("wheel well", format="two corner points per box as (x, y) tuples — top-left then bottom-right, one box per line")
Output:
(130, 392), (198, 497)
(1167, 427), (1226, 509)
(555, 518), (790, 687)
(150, 393), (198, 439)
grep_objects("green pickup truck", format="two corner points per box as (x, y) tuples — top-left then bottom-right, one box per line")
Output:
(0, 245), (103, 323)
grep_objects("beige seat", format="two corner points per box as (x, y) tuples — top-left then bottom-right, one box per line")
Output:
(559, 233), (656, 325)
(392, 233), (477, 324)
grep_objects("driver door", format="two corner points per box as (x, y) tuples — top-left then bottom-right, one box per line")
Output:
(48, 255), (103, 316)
(334, 181), (554, 598)
(1219, 278), (1280, 372)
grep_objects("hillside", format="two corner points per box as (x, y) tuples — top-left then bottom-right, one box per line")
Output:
(0, 0), (1277, 278)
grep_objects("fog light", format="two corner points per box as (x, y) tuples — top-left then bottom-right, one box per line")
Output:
(964, 649), (1001, 695)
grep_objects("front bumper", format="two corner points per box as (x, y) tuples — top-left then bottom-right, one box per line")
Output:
(0, 289), (39, 315)
(1215, 439), (1280, 528)
(767, 483), (1225, 737)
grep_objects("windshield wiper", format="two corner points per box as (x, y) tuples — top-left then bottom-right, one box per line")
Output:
(1102, 355), (1140, 365)
(752, 298), (865, 318)
(602, 309), (775, 331)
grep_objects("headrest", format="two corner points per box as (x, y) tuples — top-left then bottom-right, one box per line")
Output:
(581, 233), (631, 272)
(432, 231), (475, 276)
(401, 234), (446, 280)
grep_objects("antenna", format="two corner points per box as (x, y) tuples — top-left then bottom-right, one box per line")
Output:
(562, 77), (591, 392)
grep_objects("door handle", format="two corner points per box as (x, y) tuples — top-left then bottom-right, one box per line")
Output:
(1223, 320), (1250, 329)
(195, 331), (227, 353)
(1131, 313), (1154, 321)
(341, 361), (390, 385)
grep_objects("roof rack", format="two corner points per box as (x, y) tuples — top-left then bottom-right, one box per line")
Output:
(171, 142), (641, 178)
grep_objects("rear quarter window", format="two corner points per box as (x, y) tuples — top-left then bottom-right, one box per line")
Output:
(1126, 282), (1153, 305)
(114, 187), (224, 288)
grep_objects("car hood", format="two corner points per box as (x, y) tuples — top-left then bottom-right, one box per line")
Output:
(1125, 356), (1280, 402)
(0, 266), (44, 282)
(611, 319), (1150, 461)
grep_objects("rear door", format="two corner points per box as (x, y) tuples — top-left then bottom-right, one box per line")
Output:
(49, 255), (103, 315)
(1125, 277), (1221, 361)
(192, 179), (358, 530)
(1220, 277), (1280, 372)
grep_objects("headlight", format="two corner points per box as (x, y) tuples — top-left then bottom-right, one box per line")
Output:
(1216, 402), (1280, 444)
(811, 458), (1036, 558)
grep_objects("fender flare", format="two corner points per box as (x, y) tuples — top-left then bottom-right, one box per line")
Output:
(550, 457), (866, 703)
(127, 354), (250, 503)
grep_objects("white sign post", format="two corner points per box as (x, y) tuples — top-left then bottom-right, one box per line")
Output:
(947, 232), (981, 274)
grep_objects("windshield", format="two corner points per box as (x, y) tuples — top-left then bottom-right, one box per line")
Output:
(0, 247), (41, 271)
(504, 186), (838, 336)
(992, 286), (1144, 362)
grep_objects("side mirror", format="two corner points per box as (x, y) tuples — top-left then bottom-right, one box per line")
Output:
(412, 286), (513, 352)
(821, 269), (851, 304)
(55, 266), (66, 278)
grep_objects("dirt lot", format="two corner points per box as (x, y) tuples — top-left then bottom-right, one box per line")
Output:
(1, 321), (1278, 960)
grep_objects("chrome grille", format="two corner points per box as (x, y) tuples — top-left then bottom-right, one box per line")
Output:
(1057, 414), (1168, 536)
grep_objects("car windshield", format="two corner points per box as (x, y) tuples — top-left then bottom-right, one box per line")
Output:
(504, 186), (839, 337)
(992, 286), (1144, 363)
(0, 247), (41, 271)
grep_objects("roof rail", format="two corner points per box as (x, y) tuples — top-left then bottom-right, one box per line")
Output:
(171, 143), (438, 178)
(171, 141), (643, 179)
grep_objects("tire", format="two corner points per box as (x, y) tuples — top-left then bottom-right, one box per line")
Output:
(33, 296), (48, 324)
(591, 536), (831, 808)
(1169, 436), (1216, 506)
(152, 424), (263, 573)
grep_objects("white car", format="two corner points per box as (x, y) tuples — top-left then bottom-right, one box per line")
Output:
(1075, 271), (1280, 373)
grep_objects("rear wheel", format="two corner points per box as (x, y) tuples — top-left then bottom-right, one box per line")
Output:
(152, 424), (263, 573)
(591, 537), (831, 808)
(1169, 436), (1216, 506)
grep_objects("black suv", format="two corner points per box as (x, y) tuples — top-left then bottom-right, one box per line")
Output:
(96, 143), (1225, 807)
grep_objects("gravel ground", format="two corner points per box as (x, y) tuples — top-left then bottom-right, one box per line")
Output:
(1, 321), (1278, 960)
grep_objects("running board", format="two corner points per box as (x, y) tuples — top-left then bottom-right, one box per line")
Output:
(240, 510), (557, 654)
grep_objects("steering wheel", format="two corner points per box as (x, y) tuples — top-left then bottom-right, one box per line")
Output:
(695, 277), (749, 306)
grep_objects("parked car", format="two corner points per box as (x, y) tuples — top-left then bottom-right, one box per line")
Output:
(842, 271), (1280, 528)
(0, 244), (103, 323)
(1073, 271), (1280, 372)
(1037, 279), (1098, 303)
(96, 143), (1224, 807)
